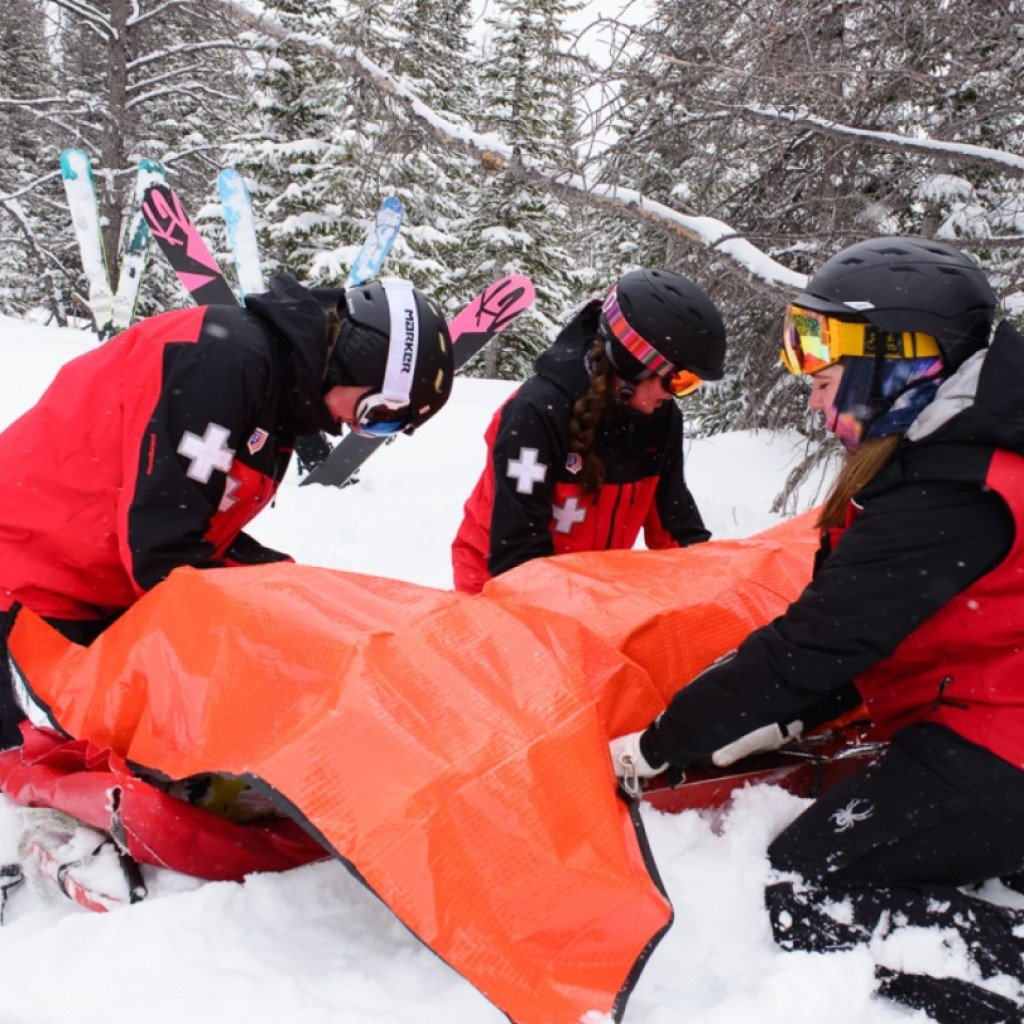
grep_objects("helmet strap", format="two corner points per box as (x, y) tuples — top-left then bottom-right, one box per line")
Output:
(321, 307), (344, 383)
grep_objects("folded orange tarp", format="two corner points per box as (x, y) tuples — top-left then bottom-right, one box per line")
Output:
(7, 514), (817, 1024)
(485, 510), (819, 707)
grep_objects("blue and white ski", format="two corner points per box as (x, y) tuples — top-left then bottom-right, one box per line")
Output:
(112, 159), (166, 332)
(217, 168), (265, 298)
(60, 148), (114, 339)
(344, 196), (404, 288)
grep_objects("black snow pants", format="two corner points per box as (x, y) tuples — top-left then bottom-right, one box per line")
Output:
(766, 722), (1024, 1024)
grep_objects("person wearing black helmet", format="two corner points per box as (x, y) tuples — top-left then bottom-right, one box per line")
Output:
(451, 268), (726, 594)
(610, 237), (1024, 1023)
(0, 273), (453, 750)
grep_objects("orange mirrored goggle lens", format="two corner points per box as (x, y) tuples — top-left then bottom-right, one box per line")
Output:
(781, 306), (835, 375)
(663, 367), (703, 397)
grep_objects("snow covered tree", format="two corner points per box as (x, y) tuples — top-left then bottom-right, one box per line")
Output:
(0, 0), (65, 319)
(0, 0), (253, 321)
(376, 0), (479, 312)
(460, 0), (586, 379)
(608, 0), (1024, 442)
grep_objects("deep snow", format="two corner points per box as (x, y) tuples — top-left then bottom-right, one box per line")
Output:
(0, 313), (951, 1024)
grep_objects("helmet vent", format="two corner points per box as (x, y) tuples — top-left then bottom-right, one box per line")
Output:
(840, 257), (864, 265)
(939, 267), (965, 276)
(876, 246), (910, 255)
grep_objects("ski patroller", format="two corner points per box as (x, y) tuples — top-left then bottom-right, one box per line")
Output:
(60, 149), (114, 339)
(292, 195), (405, 473)
(300, 274), (536, 489)
(217, 168), (265, 297)
(142, 181), (332, 469)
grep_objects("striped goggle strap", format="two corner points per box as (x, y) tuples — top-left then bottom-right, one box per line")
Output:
(602, 285), (673, 377)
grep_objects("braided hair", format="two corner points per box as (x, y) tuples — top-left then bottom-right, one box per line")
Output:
(568, 338), (617, 495)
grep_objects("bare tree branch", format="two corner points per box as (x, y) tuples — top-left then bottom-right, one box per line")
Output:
(209, 0), (807, 292)
(743, 105), (1024, 176)
(126, 38), (242, 72)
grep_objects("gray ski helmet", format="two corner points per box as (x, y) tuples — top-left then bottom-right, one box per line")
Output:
(599, 269), (727, 383)
(329, 279), (453, 431)
(793, 237), (997, 370)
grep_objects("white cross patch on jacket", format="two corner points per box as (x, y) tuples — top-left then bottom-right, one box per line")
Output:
(506, 446), (547, 495)
(552, 497), (587, 534)
(178, 423), (235, 483)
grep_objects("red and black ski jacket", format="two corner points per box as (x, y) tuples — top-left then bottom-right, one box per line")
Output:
(648, 320), (1024, 772)
(0, 275), (338, 622)
(452, 302), (710, 594)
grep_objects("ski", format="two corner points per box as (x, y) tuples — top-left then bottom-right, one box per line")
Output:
(300, 274), (536, 489)
(218, 168), (266, 298)
(142, 182), (237, 306)
(344, 196), (404, 289)
(17, 808), (146, 914)
(60, 148), (115, 339)
(111, 158), (166, 333)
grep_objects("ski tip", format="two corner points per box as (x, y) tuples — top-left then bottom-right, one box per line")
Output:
(59, 148), (90, 179)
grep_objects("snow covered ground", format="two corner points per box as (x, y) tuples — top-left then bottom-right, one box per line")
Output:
(0, 314), (921, 1023)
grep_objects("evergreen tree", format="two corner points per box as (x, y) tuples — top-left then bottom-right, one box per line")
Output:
(460, 0), (585, 379)
(0, 0), (64, 319)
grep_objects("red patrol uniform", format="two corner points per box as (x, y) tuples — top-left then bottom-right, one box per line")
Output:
(0, 275), (337, 623)
(452, 302), (710, 594)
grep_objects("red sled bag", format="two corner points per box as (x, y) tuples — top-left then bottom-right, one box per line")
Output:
(0, 723), (326, 881)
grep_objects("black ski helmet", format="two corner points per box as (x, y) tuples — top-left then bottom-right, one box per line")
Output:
(600, 269), (727, 382)
(793, 237), (997, 370)
(328, 278), (453, 431)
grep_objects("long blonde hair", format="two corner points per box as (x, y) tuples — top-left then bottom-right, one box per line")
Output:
(816, 435), (902, 530)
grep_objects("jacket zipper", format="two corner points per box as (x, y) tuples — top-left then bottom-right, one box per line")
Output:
(605, 483), (633, 549)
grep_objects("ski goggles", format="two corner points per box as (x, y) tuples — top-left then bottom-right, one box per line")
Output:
(781, 304), (942, 375)
(353, 391), (411, 438)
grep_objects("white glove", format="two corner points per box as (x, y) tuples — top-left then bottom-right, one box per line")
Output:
(710, 718), (803, 768)
(609, 731), (668, 797)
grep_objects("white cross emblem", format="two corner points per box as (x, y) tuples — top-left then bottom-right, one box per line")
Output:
(178, 422), (235, 483)
(506, 446), (547, 495)
(552, 497), (587, 534)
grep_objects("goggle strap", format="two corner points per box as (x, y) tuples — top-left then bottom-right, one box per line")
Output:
(380, 278), (419, 407)
(602, 286), (673, 377)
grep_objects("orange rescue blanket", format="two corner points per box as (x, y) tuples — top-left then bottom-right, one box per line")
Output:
(7, 512), (817, 1024)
